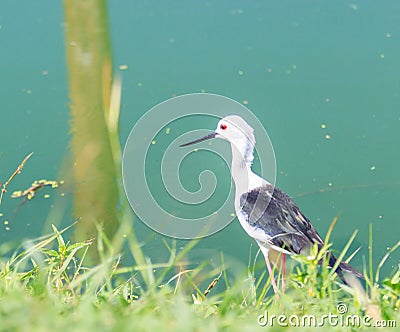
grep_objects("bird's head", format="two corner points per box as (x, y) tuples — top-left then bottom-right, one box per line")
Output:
(215, 115), (255, 147)
(180, 115), (255, 147)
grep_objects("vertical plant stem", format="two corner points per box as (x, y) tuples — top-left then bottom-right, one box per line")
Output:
(63, 0), (119, 245)
(369, 224), (373, 283)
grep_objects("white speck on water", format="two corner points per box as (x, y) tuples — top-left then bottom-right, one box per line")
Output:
(231, 9), (244, 15)
(349, 3), (358, 10)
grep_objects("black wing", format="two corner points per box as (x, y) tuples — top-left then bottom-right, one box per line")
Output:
(240, 184), (365, 282)
(240, 183), (324, 254)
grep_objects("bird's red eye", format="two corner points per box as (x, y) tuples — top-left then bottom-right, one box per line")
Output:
(220, 124), (227, 130)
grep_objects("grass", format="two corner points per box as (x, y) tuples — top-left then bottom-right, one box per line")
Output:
(0, 220), (399, 332)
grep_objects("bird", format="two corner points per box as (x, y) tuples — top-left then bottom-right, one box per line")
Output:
(180, 115), (363, 294)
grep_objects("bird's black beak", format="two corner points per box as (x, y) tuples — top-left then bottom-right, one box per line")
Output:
(179, 132), (217, 147)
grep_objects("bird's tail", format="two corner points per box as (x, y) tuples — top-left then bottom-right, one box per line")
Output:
(328, 253), (364, 285)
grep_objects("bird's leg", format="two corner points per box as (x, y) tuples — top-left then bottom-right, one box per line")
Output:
(281, 253), (286, 293)
(265, 254), (279, 295)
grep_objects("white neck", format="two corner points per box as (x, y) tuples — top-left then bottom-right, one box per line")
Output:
(230, 140), (265, 211)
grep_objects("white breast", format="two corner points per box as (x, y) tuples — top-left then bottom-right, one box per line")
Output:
(236, 205), (272, 243)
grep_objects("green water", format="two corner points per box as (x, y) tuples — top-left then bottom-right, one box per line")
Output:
(1, 1), (399, 276)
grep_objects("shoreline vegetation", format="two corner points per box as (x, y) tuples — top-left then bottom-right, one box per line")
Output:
(0, 219), (399, 331)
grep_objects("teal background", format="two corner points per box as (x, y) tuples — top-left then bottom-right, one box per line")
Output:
(0, 1), (399, 276)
